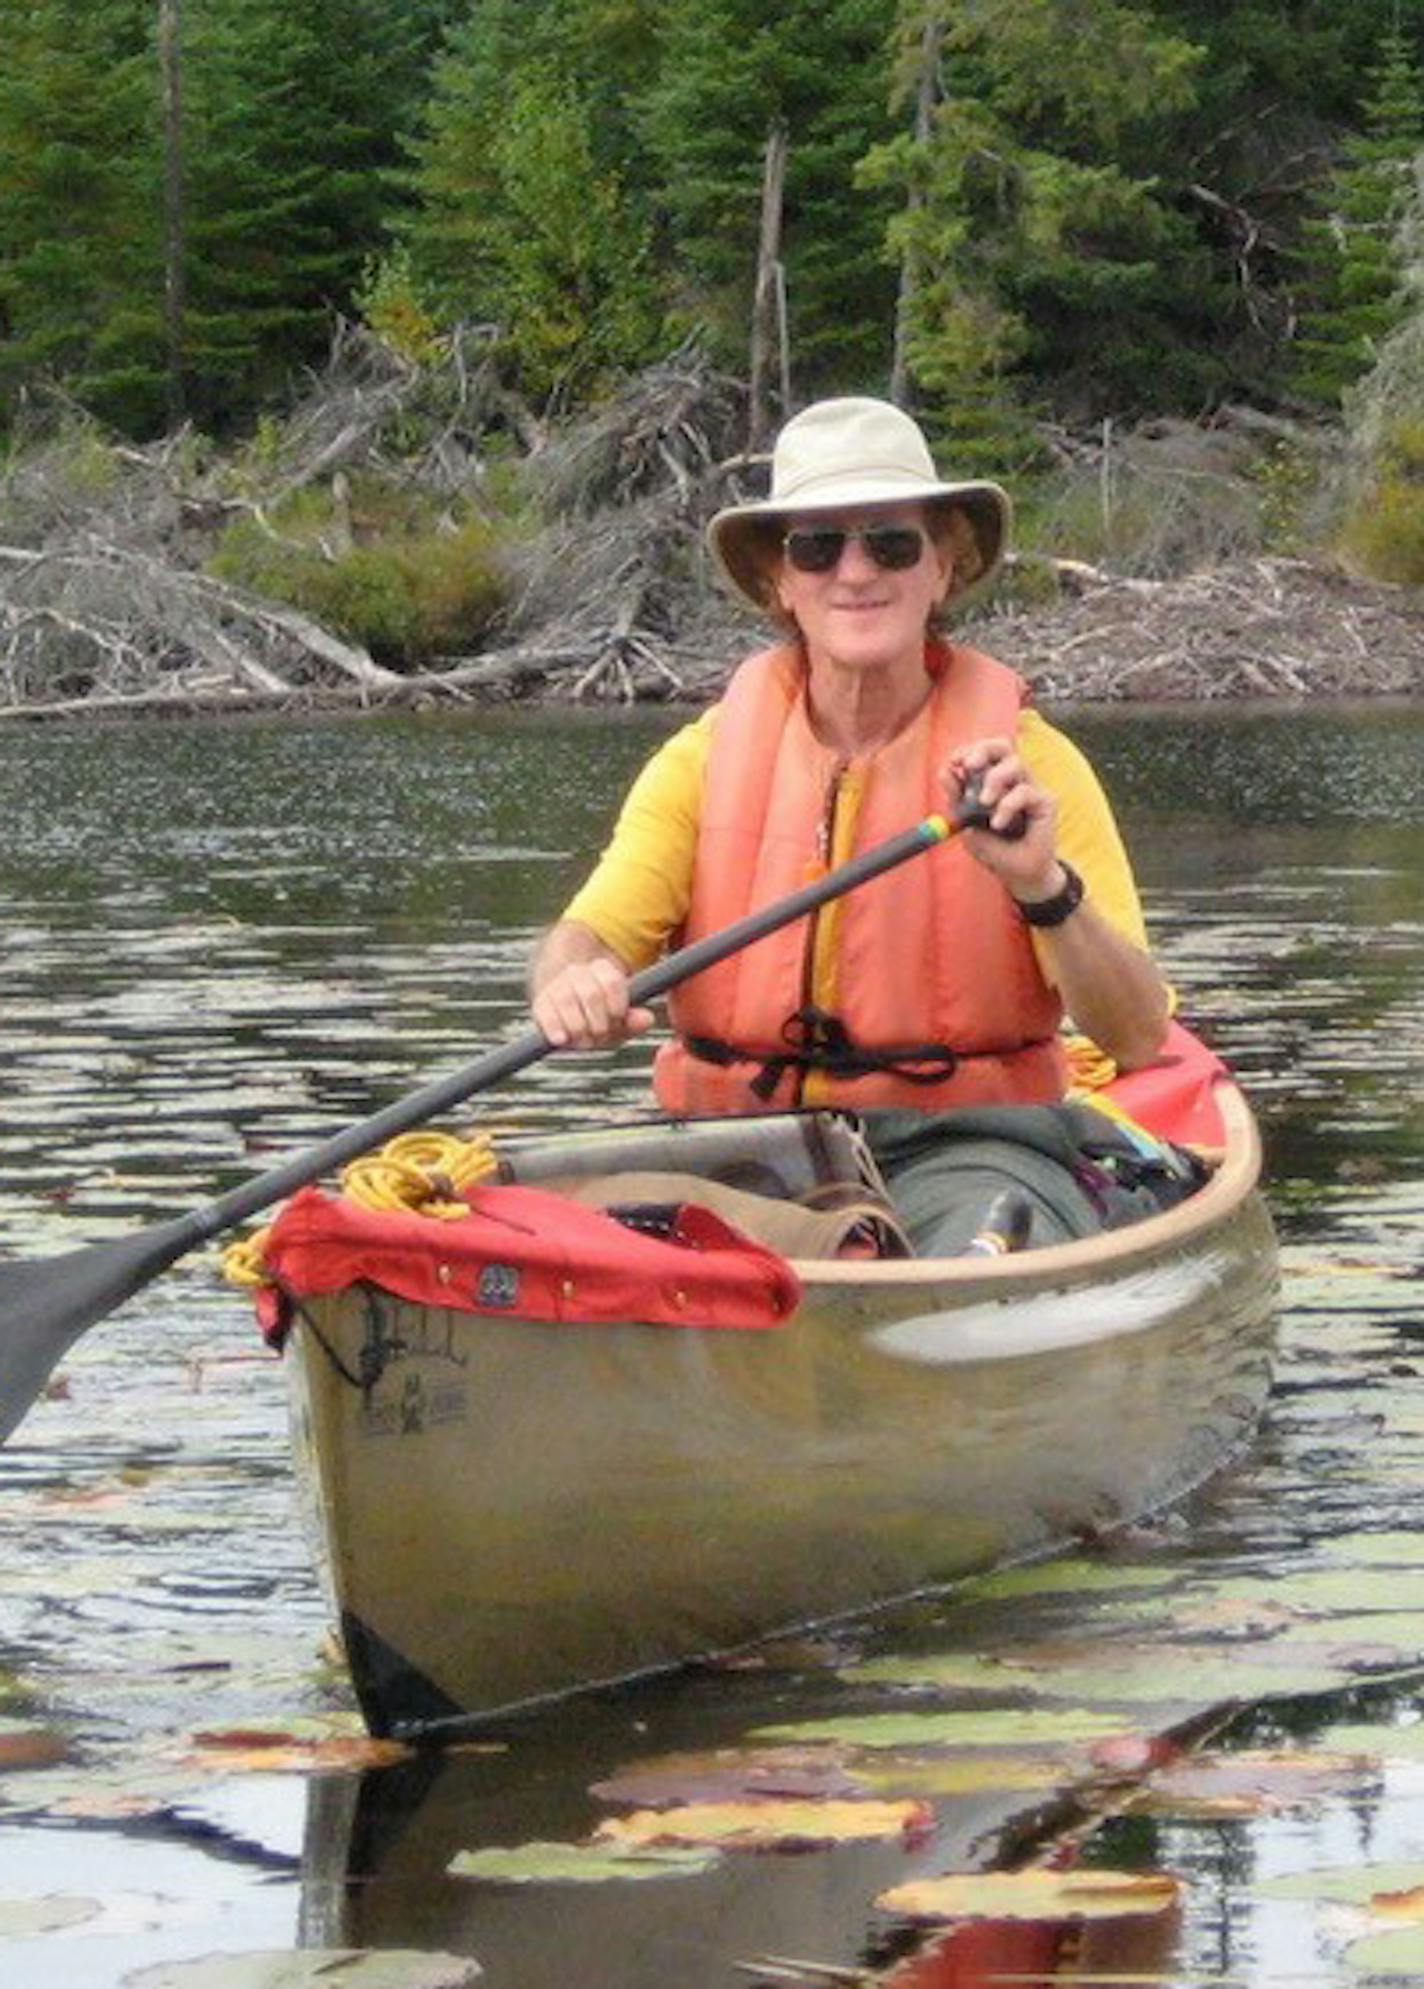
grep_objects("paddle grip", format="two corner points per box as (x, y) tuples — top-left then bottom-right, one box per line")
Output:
(953, 770), (1029, 841)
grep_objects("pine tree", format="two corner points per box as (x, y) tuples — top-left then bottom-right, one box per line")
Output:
(0, 0), (162, 432)
(176, 0), (434, 428)
(1293, 26), (1424, 409)
(640, 0), (901, 395)
(864, 0), (1213, 460)
(401, 0), (664, 407)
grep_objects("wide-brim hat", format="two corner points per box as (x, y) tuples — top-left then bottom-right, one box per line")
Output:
(708, 397), (1012, 613)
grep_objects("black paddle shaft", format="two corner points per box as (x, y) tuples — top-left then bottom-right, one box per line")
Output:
(0, 811), (952, 1441)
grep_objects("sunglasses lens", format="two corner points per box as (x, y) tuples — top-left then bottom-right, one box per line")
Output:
(864, 527), (925, 569)
(783, 526), (926, 573)
(784, 529), (845, 573)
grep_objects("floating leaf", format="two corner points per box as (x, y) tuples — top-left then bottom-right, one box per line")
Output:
(877, 1867), (1182, 1924)
(852, 1751), (1066, 1798)
(181, 1731), (411, 1774)
(964, 1560), (1180, 1602)
(448, 1840), (718, 1885)
(1127, 1749), (1377, 1819)
(1165, 1595), (1305, 1639)
(122, 1953), (482, 1987)
(1316, 1721), (1424, 1763)
(0, 1894), (100, 1937)
(0, 1723), (68, 1770)
(753, 1708), (1137, 1750)
(1346, 1923), (1424, 1973)
(594, 1796), (933, 1852)
(848, 1643), (1353, 1705)
(590, 1745), (870, 1810)
(1257, 1858), (1424, 1905)
(1323, 1531), (1424, 1569)
(1209, 1568), (1424, 1615)
(1373, 1884), (1424, 1920)
(0, 1762), (205, 1821)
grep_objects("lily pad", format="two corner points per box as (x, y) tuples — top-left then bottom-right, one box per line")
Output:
(1322, 1531), (1424, 1568)
(448, 1840), (719, 1885)
(593, 1796), (933, 1852)
(1127, 1749), (1377, 1818)
(752, 1708), (1139, 1751)
(877, 1867), (1182, 1924)
(1316, 1721), (1424, 1763)
(847, 1643), (1355, 1705)
(851, 1750), (1068, 1798)
(1256, 1858), (1424, 1904)
(0, 1723), (68, 1770)
(1214, 1568), (1424, 1614)
(1346, 1924), (1424, 1974)
(963, 1559), (1181, 1602)
(0, 1894), (100, 1938)
(0, 1762), (209, 1821)
(123, 1955), (482, 1988)
(590, 1744), (870, 1810)
(181, 1730), (411, 1774)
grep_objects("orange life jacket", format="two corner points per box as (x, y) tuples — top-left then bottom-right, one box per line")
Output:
(653, 639), (1068, 1115)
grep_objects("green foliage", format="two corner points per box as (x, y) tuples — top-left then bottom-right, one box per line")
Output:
(867, 0), (1223, 441)
(0, 0), (164, 431)
(1292, 27), (1424, 409)
(175, 0), (434, 428)
(7, 0), (1424, 460)
(357, 249), (444, 366)
(641, 0), (900, 385)
(403, 10), (664, 407)
(210, 485), (509, 665)
(1252, 443), (1324, 554)
(1337, 419), (1424, 582)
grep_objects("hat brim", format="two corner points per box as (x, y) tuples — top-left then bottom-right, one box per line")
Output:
(708, 477), (1012, 614)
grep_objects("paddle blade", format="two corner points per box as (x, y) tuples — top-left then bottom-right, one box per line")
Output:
(0, 1216), (202, 1443)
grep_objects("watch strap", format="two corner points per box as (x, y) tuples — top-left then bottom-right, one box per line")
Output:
(1017, 861), (1085, 929)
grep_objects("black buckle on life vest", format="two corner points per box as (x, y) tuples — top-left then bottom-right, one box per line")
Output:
(685, 1006), (959, 1102)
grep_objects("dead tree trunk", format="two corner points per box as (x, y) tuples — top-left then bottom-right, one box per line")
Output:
(748, 119), (789, 452)
(890, 14), (943, 409)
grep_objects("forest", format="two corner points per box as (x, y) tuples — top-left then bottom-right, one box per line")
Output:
(4, 0), (1424, 712)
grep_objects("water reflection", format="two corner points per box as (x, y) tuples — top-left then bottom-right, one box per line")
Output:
(0, 703), (1421, 1986)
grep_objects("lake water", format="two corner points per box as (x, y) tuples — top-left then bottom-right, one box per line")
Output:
(0, 701), (1421, 1988)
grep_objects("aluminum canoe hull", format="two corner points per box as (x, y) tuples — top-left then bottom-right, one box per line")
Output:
(286, 1086), (1277, 1736)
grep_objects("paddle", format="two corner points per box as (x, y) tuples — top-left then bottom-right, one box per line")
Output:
(0, 810), (960, 1443)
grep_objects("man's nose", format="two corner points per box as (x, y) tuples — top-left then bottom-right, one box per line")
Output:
(835, 533), (879, 577)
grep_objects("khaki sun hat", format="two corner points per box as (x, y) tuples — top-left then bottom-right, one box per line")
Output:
(708, 397), (1011, 613)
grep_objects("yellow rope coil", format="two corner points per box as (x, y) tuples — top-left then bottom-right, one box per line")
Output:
(221, 1128), (500, 1288)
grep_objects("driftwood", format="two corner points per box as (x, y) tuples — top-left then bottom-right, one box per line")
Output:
(0, 540), (402, 712)
(984, 555), (1424, 702)
(2, 338), (1422, 718)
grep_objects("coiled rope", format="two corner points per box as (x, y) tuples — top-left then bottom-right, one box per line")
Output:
(221, 1127), (499, 1287)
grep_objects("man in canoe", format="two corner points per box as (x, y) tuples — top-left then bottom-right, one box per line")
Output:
(530, 396), (1181, 1251)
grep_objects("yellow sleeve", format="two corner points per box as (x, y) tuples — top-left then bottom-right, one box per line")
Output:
(559, 711), (713, 970)
(1018, 708), (1149, 951)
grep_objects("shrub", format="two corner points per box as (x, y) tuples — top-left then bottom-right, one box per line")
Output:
(210, 483), (509, 665)
(1336, 418), (1424, 582)
(1337, 476), (1424, 581)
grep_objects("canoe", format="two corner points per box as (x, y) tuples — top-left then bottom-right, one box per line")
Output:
(261, 1024), (1278, 1738)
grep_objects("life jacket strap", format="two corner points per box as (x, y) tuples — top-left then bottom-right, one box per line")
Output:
(685, 1005), (962, 1103)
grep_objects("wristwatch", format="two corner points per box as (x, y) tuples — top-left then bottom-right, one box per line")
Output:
(1017, 861), (1085, 928)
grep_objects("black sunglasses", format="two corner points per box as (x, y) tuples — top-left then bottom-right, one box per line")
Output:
(782, 524), (928, 574)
